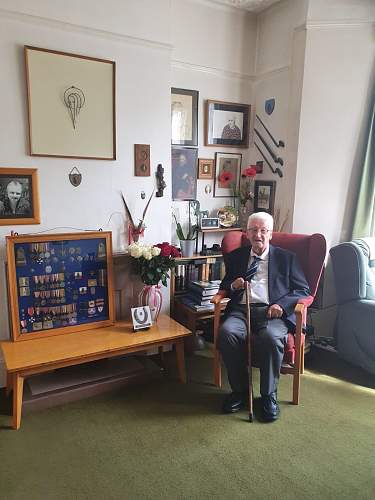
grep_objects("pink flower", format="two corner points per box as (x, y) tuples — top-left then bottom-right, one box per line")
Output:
(243, 166), (257, 178)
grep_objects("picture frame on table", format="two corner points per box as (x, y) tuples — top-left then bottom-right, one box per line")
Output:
(198, 158), (214, 180)
(171, 88), (199, 147)
(205, 100), (250, 148)
(254, 180), (276, 215)
(0, 167), (40, 226)
(171, 147), (198, 201)
(213, 152), (242, 198)
(6, 231), (115, 341)
(24, 45), (116, 160)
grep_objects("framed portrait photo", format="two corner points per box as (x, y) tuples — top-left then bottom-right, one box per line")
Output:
(171, 88), (198, 147)
(205, 100), (250, 148)
(198, 158), (214, 180)
(214, 152), (242, 198)
(172, 147), (198, 201)
(0, 168), (40, 226)
(254, 180), (276, 215)
(25, 45), (116, 160)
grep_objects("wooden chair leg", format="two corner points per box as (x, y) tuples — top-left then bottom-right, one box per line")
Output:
(292, 370), (300, 405)
(213, 302), (222, 388)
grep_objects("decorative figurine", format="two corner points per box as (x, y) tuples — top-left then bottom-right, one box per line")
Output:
(155, 164), (166, 198)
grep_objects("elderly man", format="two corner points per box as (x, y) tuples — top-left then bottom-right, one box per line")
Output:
(217, 212), (310, 421)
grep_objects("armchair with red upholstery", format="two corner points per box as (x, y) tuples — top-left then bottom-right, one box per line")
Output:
(212, 230), (326, 405)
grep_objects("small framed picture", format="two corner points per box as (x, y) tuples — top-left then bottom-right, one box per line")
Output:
(205, 100), (250, 148)
(198, 158), (214, 179)
(0, 168), (40, 226)
(131, 306), (153, 331)
(171, 147), (198, 201)
(214, 152), (242, 198)
(254, 180), (276, 215)
(171, 88), (199, 147)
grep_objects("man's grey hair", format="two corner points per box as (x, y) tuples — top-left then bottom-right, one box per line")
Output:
(247, 212), (274, 230)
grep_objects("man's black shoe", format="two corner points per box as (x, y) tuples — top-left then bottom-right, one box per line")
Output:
(261, 392), (280, 421)
(222, 392), (247, 414)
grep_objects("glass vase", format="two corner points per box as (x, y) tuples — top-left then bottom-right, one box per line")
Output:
(138, 284), (163, 323)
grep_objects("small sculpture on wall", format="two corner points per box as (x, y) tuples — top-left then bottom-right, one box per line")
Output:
(69, 166), (82, 187)
(64, 86), (85, 129)
(155, 164), (166, 198)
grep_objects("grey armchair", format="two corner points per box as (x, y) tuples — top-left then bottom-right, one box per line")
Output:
(330, 238), (375, 374)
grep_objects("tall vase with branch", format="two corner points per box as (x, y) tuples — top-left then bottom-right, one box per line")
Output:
(234, 165), (257, 229)
(121, 190), (154, 244)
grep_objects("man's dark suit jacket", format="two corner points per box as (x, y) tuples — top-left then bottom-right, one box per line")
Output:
(220, 244), (310, 330)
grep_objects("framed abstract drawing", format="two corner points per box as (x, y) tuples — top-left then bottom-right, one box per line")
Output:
(214, 152), (242, 198)
(0, 167), (40, 226)
(171, 88), (198, 147)
(24, 45), (116, 160)
(205, 100), (250, 148)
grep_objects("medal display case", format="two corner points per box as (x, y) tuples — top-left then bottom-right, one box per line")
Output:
(6, 231), (115, 341)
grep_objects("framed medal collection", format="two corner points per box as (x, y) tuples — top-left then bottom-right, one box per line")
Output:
(6, 231), (115, 341)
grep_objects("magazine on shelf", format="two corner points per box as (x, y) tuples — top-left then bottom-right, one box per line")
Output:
(188, 280), (221, 296)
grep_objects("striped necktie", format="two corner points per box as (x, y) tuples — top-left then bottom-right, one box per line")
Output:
(244, 256), (260, 282)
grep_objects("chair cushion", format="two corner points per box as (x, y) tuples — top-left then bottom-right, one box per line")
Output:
(284, 333), (297, 364)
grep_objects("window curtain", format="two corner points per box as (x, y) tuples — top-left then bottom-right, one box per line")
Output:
(351, 89), (375, 238)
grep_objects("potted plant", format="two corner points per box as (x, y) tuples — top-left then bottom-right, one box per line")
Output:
(173, 202), (199, 257)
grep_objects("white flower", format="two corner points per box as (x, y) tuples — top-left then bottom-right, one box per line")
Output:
(143, 251), (152, 260)
(152, 246), (161, 256)
(130, 245), (143, 258)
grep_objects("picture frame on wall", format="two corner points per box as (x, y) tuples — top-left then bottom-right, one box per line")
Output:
(171, 88), (199, 147)
(0, 168), (40, 226)
(205, 100), (250, 148)
(254, 180), (276, 215)
(24, 45), (116, 160)
(171, 147), (198, 201)
(198, 158), (214, 179)
(214, 152), (242, 198)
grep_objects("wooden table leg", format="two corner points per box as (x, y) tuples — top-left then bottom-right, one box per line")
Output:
(12, 373), (24, 430)
(6, 372), (12, 397)
(175, 340), (186, 384)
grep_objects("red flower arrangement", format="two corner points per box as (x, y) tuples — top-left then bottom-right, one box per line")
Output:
(236, 165), (257, 207)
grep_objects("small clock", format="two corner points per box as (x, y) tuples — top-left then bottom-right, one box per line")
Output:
(200, 217), (220, 229)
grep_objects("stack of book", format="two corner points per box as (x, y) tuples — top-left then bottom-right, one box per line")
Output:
(179, 280), (222, 312)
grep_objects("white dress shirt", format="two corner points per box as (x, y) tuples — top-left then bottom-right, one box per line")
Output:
(240, 247), (270, 305)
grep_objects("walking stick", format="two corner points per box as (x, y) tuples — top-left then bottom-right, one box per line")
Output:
(245, 281), (253, 422)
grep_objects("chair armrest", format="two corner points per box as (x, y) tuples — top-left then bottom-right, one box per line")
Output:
(297, 295), (314, 308)
(211, 290), (228, 305)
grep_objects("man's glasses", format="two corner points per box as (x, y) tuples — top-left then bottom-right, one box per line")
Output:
(247, 227), (271, 235)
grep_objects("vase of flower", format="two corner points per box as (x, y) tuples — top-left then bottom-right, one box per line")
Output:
(179, 239), (195, 257)
(138, 284), (163, 322)
(128, 241), (181, 323)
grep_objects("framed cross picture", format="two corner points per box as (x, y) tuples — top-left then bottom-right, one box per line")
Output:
(254, 180), (276, 215)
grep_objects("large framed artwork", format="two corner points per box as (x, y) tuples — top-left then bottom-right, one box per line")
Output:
(6, 231), (115, 341)
(205, 100), (250, 148)
(214, 152), (242, 198)
(0, 168), (40, 226)
(24, 46), (116, 160)
(171, 88), (198, 147)
(254, 180), (276, 215)
(171, 147), (198, 201)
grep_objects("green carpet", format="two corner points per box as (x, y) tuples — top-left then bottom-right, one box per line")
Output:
(1, 349), (374, 500)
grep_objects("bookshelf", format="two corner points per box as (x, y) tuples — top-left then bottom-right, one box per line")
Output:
(170, 254), (227, 348)
(198, 227), (242, 254)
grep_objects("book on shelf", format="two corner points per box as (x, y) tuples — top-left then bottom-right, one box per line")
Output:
(178, 295), (215, 312)
(173, 257), (225, 292)
(188, 280), (221, 296)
